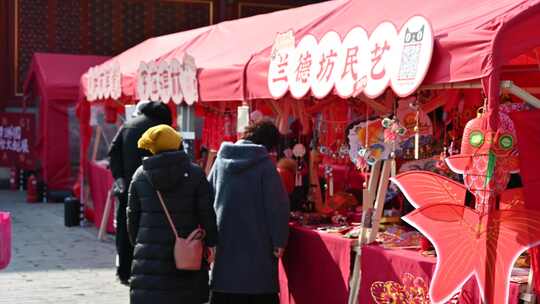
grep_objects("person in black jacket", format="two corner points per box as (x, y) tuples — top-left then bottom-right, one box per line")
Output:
(127, 124), (218, 304)
(108, 101), (172, 284)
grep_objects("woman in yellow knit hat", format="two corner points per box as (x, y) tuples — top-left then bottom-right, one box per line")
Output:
(127, 124), (218, 304)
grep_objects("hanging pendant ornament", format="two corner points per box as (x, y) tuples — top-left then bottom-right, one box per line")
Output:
(293, 143), (306, 158)
(295, 161), (304, 187)
(409, 100), (421, 160)
(293, 144), (306, 187)
(324, 164), (334, 197)
(338, 144), (349, 159)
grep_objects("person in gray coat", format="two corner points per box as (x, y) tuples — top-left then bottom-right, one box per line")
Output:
(209, 120), (290, 304)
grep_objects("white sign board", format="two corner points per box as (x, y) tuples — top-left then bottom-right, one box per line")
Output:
(134, 55), (199, 105)
(86, 62), (122, 102)
(267, 15), (434, 100)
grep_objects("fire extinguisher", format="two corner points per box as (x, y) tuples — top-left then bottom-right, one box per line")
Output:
(9, 168), (18, 191)
(26, 174), (38, 203)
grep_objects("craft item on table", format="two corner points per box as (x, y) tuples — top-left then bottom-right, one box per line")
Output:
(330, 213), (348, 226)
(370, 273), (462, 304)
(294, 212), (329, 227)
(391, 108), (540, 304)
(344, 226), (362, 238)
(375, 227), (421, 249)
(316, 225), (350, 234)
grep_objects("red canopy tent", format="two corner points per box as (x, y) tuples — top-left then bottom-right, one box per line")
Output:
(245, 0), (540, 103)
(79, 0), (348, 102)
(24, 53), (109, 190)
(78, 0), (540, 105)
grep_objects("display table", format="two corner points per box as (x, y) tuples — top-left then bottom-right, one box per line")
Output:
(279, 226), (523, 304)
(360, 245), (521, 304)
(87, 161), (115, 234)
(279, 225), (355, 304)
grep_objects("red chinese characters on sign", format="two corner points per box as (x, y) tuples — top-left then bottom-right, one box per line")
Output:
(272, 53), (289, 84)
(288, 34), (318, 99)
(312, 31), (342, 99)
(136, 57), (199, 105)
(0, 113), (34, 169)
(370, 41), (391, 80)
(335, 27), (370, 98)
(295, 52), (312, 83)
(342, 47), (359, 81)
(170, 59), (184, 104)
(317, 50), (338, 82)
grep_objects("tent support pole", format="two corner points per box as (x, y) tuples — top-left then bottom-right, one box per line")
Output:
(420, 81), (540, 108)
(97, 190), (114, 241)
(504, 81), (540, 108)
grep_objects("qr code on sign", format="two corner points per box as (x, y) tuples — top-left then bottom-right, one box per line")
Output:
(398, 43), (421, 81)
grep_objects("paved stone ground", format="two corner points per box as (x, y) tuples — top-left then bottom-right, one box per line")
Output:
(0, 190), (129, 304)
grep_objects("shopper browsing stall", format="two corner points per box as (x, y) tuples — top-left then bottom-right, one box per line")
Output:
(107, 101), (172, 285)
(209, 121), (290, 304)
(127, 124), (217, 304)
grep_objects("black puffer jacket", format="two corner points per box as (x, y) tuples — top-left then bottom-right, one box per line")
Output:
(108, 101), (172, 184)
(127, 151), (218, 304)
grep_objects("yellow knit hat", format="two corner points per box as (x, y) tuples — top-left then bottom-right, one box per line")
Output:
(138, 124), (183, 155)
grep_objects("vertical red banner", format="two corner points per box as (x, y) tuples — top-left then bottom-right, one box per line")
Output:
(0, 112), (35, 169)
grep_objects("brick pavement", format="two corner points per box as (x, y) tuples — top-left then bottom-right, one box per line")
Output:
(0, 190), (128, 304)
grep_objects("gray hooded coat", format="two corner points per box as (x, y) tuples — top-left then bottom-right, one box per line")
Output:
(209, 140), (290, 294)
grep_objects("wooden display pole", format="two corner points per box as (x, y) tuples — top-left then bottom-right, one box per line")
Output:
(91, 126), (103, 162)
(367, 159), (392, 243)
(97, 190), (114, 241)
(348, 159), (385, 304)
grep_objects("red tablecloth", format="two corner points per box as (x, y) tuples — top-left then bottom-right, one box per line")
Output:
(360, 245), (521, 304)
(279, 225), (355, 304)
(279, 227), (522, 304)
(87, 161), (115, 234)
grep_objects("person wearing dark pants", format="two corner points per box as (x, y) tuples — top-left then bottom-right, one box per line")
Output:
(113, 192), (131, 284)
(208, 121), (290, 304)
(108, 101), (172, 285)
